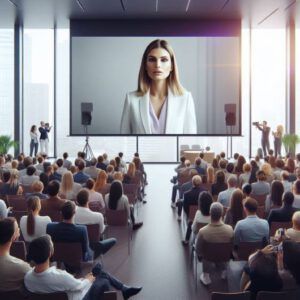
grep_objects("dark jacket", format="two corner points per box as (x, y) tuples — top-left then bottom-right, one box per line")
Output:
(183, 186), (207, 216)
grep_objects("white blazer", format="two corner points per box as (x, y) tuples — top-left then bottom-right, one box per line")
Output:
(120, 88), (197, 134)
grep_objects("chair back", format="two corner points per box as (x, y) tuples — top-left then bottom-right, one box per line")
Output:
(7, 195), (27, 211)
(191, 144), (201, 150)
(11, 241), (27, 261)
(202, 241), (233, 263)
(178, 173), (192, 186)
(20, 184), (32, 194)
(211, 291), (251, 300)
(106, 209), (128, 226)
(102, 291), (118, 300)
(188, 205), (198, 221)
(0, 290), (26, 300)
(256, 291), (288, 300)
(256, 206), (266, 219)
(42, 210), (62, 222)
(123, 184), (138, 205)
(98, 184), (111, 198)
(28, 292), (68, 300)
(270, 221), (292, 236)
(53, 242), (82, 269)
(11, 210), (27, 225)
(193, 222), (207, 234)
(250, 194), (267, 206)
(86, 224), (100, 243)
(236, 241), (263, 260)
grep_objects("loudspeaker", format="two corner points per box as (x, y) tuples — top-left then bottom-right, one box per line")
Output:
(81, 102), (93, 126)
(224, 104), (236, 126)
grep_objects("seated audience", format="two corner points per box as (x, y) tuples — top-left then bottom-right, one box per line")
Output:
(84, 158), (100, 180)
(60, 171), (82, 200)
(56, 158), (68, 176)
(85, 178), (105, 209)
(19, 165), (39, 186)
(94, 170), (109, 193)
(182, 191), (212, 245)
(177, 169), (199, 201)
(18, 156), (33, 178)
(249, 160), (259, 184)
(211, 170), (227, 198)
(105, 180), (143, 230)
(74, 160), (91, 184)
(265, 180), (284, 213)
(195, 202), (234, 285)
(251, 170), (270, 195)
(25, 180), (48, 200)
(199, 152), (208, 170)
(25, 235), (142, 300)
(281, 170), (293, 192)
(20, 196), (51, 242)
(224, 189), (244, 228)
(39, 171), (49, 194)
(177, 175), (206, 220)
(106, 165), (115, 184)
(62, 152), (72, 170)
(170, 156), (186, 184)
(261, 163), (274, 184)
(0, 171), (22, 195)
(273, 159), (285, 180)
(234, 198), (269, 246)
(0, 217), (31, 291)
(234, 155), (246, 173)
(103, 153), (109, 166)
(113, 171), (124, 182)
(242, 183), (252, 198)
(96, 155), (107, 171)
(238, 163), (251, 187)
(41, 180), (65, 215)
(193, 158), (206, 176)
(268, 192), (298, 225)
(206, 166), (214, 184)
(35, 156), (44, 173)
(123, 162), (137, 184)
(217, 175), (237, 208)
(293, 180), (300, 208)
(0, 198), (10, 219)
(286, 211), (300, 242)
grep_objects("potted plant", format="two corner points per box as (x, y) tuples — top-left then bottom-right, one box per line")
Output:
(282, 133), (300, 157)
(0, 135), (18, 155)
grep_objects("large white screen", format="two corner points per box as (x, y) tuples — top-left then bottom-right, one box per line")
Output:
(71, 37), (240, 135)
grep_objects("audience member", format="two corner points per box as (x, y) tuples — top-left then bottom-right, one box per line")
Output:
(242, 183), (252, 198)
(85, 178), (105, 209)
(211, 170), (227, 198)
(251, 170), (270, 195)
(56, 158), (68, 176)
(217, 175), (237, 208)
(224, 189), (244, 228)
(62, 152), (72, 170)
(84, 158), (100, 180)
(0, 218), (31, 291)
(292, 180), (300, 208)
(94, 170), (109, 192)
(41, 180), (65, 214)
(74, 160), (91, 184)
(0, 171), (22, 195)
(60, 171), (82, 200)
(265, 180), (284, 213)
(238, 163), (251, 187)
(20, 196), (51, 242)
(285, 211), (300, 242)
(25, 180), (48, 200)
(96, 155), (107, 171)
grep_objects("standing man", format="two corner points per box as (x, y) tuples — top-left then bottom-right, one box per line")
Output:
(254, 121), (270, 157)
(39, 121), (52, 156)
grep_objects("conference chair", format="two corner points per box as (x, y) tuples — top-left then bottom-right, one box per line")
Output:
(211, 291), (251, 300)
(194, 241), (233, 288)
(234, 241), (263, 261)
(7, 195), (27, 211)
(10, 210), (27, 225)
(256, 291), (289, 300)
(103, 291), (118, 300)
(250, 194), (267, 206)
(270, 221), (292, 237)
(105, 208), (131, 255)
(28, 292), (68, 300)
(11, 241), (27, 261)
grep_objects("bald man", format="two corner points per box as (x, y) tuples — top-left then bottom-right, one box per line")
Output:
(286, 211), (300, 242)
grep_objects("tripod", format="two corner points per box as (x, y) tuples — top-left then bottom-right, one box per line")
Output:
(82, 125), (94, 160)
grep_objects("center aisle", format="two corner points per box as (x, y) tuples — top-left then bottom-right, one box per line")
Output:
(103, 165), (213, 300)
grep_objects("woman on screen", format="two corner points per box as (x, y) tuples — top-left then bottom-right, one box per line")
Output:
(120, 39), (197, 134)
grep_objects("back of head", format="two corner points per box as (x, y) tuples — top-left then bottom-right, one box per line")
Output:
(192, 175), (202, 187)
(244, 197), (258, 214)
(256, 170), (266, 181)
(215, 170), (225, 184)
(2, 171), (11, 183)
(275, 159), (285, 169)
(198, 191), (212, 216)
(292, 211), (300, 230)
(180, 156), (186, 163)
(31, 180), (44, 193)
(220, 152), (226, 159)
(227, 175), (237, 188)
(210, 202), (223, 222)
(56, 158), (63, 167)
(27, 235), (53, 265)
(109, 180), (123, 210)
(294, 180), (300, 195)
(77, 189), (89, 207)
(283, 191), (294, 206)
(61, 200), (76, 220)
(0, 218), (16, 246)
(242, 183), (252, 196)
(281, 171), (289, 181)
(90, 158), (97, 166)
(86, 178), (95, 190)
(230, 189), (244, 225)
(243, 163), (251, 173)
(23, 156), (33, 168)
(219, 159), (227, 170)
(27, 166), (36, 176)
(118, 152), (123, 158)
(47, 180), (60, 197)
(270, 180), (284, 206)
(195, 158), (201, 167)
(63, 152), (68, 159)
(199, 153), (204, 159)
(233, 153), (239, 160)
(97, 155), (104, 163)
(226, 162), (234, 173)
(77, 159), (85, 171)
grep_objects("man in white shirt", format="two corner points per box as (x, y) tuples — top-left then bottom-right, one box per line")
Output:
(56, 158), (68, 176)
(217, 175), (237, 208)
(0, 217), (31, 291)
(25, 235), (142, 300)
(19, 166), (40, 186)
(84, 158), (100, 180)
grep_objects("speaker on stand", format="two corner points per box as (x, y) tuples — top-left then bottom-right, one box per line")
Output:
(81, 102), (94, 160)
(224, 104), (236, 159)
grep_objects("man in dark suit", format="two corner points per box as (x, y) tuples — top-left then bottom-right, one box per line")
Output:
(193, 157), (206, 176)
(74, 159), (90, 184)
(39, 121), (51, 156)
(47, 200), (116, 262)
(177, 175), (207, 220)
(268, 192), (298, 225)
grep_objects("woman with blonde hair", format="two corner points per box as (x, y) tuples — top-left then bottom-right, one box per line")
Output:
(113, 171), (123, 182)
(273, 124), (284, 158)
(261, 163), (274, 183)
(94, 170), (108, 191)
(120, 39), (197, 134)
(239, 163), (252, 187)
(59, 171), (81, 200)
(20, 196), (51, 242)
(206, 166), (215, 184)
(123, 162), (136, 184)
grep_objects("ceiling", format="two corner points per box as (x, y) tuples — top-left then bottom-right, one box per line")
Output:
(0, 0), (299, 28)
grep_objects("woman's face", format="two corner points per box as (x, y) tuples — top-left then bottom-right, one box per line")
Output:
(146, 47), (173, 81)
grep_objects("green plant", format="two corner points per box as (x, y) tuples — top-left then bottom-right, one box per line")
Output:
(0, 135), (18, 155)
(282, 133), (300, 156)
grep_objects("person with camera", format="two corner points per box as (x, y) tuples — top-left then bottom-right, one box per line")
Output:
(39, 121), (52, 156)
(253, 121), (270, 157)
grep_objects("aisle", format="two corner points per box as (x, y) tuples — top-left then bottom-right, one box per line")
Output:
(103, 165), (224, 300)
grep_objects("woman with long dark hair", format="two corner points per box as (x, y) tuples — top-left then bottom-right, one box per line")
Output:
(225, 189), (244, 228)
(105, 180), (143, 230)
(265, 180), (284, 213)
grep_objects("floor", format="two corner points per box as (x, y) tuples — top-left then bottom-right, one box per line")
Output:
(101, 164), (229, 300)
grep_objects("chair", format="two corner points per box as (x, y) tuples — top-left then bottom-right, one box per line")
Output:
(270, 221), (292, 236)
(11, 241), (27, 261)
(235, 241), (263, 261)
(250, 194), (267, 206)
(20, 184), (32, 194)
(28, 292), (68, 300)
(211, 291), (251, 300)
(86, 223), (101, 243)
(194, 241), (233, 286)
(52, 242), (83, 271)
(103, 291), (118, 300)
(256, 291), (289, 300)
(188, 205), (198, 222)
(105, 208), (131, 254)
(10, 210), (27, 225)
(43, 210), (62, 222)
(180, 144), (190, 151)
(0, 290), (25, 300)
(178, 173), (192, 186)
(7, 195), (27, 211)
(123, 183), (138, 205)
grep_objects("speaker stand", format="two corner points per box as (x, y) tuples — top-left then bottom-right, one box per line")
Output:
(82, 126), (94, 160)
(226, 125), (234, 159)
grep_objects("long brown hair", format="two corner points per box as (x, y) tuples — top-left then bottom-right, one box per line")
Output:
(94, 170), (107, 191)
(27, 196), (40, 236)
(229, 189), (244, 226)
(137, 39), (184, 96)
